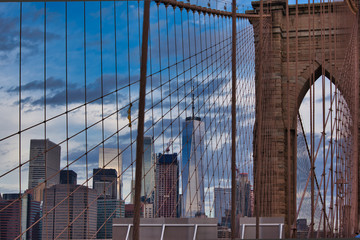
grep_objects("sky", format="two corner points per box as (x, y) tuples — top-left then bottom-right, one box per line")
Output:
(0, 1), (256, 216)
(0, 0), (349, 222)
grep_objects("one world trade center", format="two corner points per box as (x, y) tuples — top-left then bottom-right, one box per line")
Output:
(182, 116), (205, 217)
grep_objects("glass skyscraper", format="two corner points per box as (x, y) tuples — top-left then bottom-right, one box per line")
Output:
(97, 199), (124, 239)
(142, 136), (155, 202)
(214, 187), (231, 225)
(99, 148), (123, 199)
(92, 168), (122, 239)
(181, 116), (205, 217)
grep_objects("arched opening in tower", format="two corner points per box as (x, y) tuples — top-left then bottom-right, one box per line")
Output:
(296, 75), (354, 238)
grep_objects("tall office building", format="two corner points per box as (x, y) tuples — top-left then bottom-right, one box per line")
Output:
(129, 137), (155, 204)
(93, 168), (117, 199)
(0, 192), (41, 240)
(60, 169), (77, 185)
(99, 148), (122, 199)
(97, 199), (124, 239)
(214, 188), (231, 225)
(42, 184), (97, 239)
(93, 168), (122, 239)
(182, 116), (205, 217)
(236, 173), (251, 217)
(28, 139), (61, 202)
(156, 153), (179, 218)
(141, 136), (155, 202)
(130, 179), (135, 204)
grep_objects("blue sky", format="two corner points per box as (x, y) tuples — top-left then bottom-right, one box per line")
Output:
(0, 1), (256, 214)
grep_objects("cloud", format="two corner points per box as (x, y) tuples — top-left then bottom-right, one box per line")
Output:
(7, 74), (133, 107)
(8, 77), (65, 93)
(0, 15), (59, 55)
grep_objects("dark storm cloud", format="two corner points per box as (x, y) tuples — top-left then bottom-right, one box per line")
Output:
(8, 74), (133, 107)
(0, 16), (59, 53)
(8, 77), (65, 93)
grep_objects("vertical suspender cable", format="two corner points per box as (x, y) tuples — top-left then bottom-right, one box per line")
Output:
(231, 0), (237, 238)
(43, 2), (48, 238)
(293, 0), (299, 236)
(83, 0), (89, 235)
(311, 2), (316, 236)
(353, 8), (359, 235)
(285, 0), (291, 237)
(114, 0), (121, 202)
(65, 2), (70, 238)
(18, 1), (22, 236)
(133, 0), (151, 239)
(328, 0), (334, 235)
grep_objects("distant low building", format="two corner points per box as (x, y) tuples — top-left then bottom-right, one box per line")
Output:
(143, 203), (154, 218)
(297, 218), (309, 231)
(217, 226), (231, 239)
(125, 204), (144, 218)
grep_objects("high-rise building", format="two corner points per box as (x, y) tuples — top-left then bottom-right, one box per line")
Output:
(236, 173), (251, 217)
(99, 148), (122, 199)
(181, 116), (205, 217)
(93, 168), (117, 199)
(250, 188), (254, 217)
(155, 153), (179, 218)
(142, 136), (155, 202)
(0, 192), (41, 240)
(97, 199), (125, 239)
(42, 184), (97, 239)
(130, 179), (135, 204)
(178, 194), (183, 218)
(214, 187), (231, 225)
(129, 137), (155, 205)
(93, 168), (121, 239)
(60, 169), (77, 185)
(213, 174), (251, 227)
(28, 139), (61, 202)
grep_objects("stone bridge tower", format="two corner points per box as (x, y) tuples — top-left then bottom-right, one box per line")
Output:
(248, 1), (359, 237)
